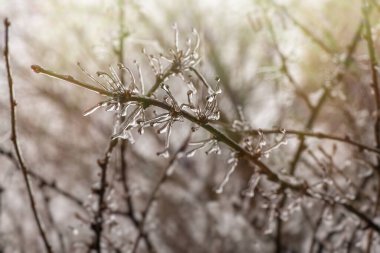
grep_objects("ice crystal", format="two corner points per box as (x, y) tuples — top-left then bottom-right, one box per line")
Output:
(160, 24), (201, 74)
(185, 138), (220, 157)
(215, 154), (239, 194)
(242, 172), (261, 198)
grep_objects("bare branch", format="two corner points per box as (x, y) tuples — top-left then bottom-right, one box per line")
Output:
(4, 18), (53, 253)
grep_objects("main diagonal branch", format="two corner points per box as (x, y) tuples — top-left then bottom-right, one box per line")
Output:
(31, 63), (380, 236)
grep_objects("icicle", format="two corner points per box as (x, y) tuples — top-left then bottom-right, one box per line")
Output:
(207, 111), (220, 121)
(255, 129), (266, 153)
(143, 113), (170, 127)
(205, 141), (221, 155)
(83, 101), (107, 116)
(264, 208), (275, 235)
(262, 129), (287, 155)
(192, 27), (200, 53)
(206, 94), (216, 102)
(161, 83), (180, 111)
(105, 102), (119, 112)
(286, 198), (301, 214)
(118, 63), (138, 93)
(323, 205), (334, 223)
(187, 90), (195, 108)
(185, 149), (197, 158)
(134, 60), (145, 95)
(137, 124), (145, 135)
(232, 120), (245, 131)
(188, 138), (214, 145)
(109, 65), (123, 90)
(237, 106), (246, 123)
(157, 149), (169, 158)
(77, 62), (109, 91)
(215, 158), (238, 194)
(205, 142), (221, 155)
(242, 172), (261, 198)
(150, 56), (163, 75)
(185, 138), (214, 157)
(112, 107), (143, 139)
(97, 71), (119, 93)
(186, 80), (197, 94)
(157, 120), (171, 134)
(172, 23), (179, 52)
(156, 120), (173, 158)
(142, 48), (159, 75)
(114, 129), (135, 144)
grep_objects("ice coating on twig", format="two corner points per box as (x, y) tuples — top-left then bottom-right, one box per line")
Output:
(215, 154), (239, 194)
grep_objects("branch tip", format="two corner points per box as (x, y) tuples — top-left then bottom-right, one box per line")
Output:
(31, 65), (42, 73)
(3, 18), (10, 27)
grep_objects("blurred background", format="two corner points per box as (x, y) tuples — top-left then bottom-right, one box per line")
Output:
(0, 0), (379, 252)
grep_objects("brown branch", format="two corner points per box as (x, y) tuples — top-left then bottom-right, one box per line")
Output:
(119, 142), (156, 252)
(31, 65), (112, 96)
(41, 190), (66, 253)
(90, 139), (118, 253)
(3, 18), (53, 253)
(362, 2), (380, 250)
(363, 0), (380, 150)
(288, 21), (363, 175)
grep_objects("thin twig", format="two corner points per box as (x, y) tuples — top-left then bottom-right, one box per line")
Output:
(119, 142), (155, 252)
(41, 190), (67, 253)
(247, 128), (380, 155)
(90, 139), (118, 253)
(114, 2), (155, 250)
(0, 147), (84, 208)
(270, 14), (363, 250)
(131, 134), (191, 253)
(288, 21), (363, 175)
(363, 0), (380, 151)
(4, 18), (53, 253)
(31, 65), (111, 96)
(261, 9), (313, 110)
(273, 2), (334, 55)
(363, 2), (380, 250)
